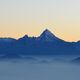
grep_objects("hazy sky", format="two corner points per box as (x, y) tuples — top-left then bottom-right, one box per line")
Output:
(0, 0), (80, 41)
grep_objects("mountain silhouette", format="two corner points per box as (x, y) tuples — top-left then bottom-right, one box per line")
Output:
(72, 57), (80, 64)
(38, 29), (64, 42)
(0, 29), (79, 56)
(0, 54), (21, 59)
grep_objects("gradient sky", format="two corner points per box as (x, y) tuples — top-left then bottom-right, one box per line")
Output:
(0, 0), (80, 41)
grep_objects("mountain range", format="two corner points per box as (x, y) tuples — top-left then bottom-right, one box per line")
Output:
(0, 29), (80, 56)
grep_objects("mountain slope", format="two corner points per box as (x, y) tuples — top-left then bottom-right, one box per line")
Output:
(38, 29), (64, 42)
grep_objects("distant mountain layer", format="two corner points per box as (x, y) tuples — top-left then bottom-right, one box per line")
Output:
(0, 29), (80, 55)
(72, 57), (80, 63)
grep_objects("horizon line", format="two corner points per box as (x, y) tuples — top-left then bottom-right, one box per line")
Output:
(0, 29), (79, 43)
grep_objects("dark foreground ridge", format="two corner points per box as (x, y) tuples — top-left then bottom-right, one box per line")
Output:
(0, 29), (80, 56)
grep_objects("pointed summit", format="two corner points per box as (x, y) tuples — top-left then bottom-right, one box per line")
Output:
(18, 35), (29, 42)
(43, 29), (50, 33)
(22, 35), (28, 39)
(38, 29), (61, 42)
(41, 29), (55, 37)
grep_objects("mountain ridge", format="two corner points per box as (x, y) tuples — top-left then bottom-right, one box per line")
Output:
(0, 29), (79, 56)
(0, 29), (79, 42)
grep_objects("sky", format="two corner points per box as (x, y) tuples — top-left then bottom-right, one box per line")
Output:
(0, 0), (80, 41)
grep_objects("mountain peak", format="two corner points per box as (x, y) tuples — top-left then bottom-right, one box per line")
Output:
(18, 29), (63, 42)
(38, 29), (60, 42)
(43, 29), (52, 33)
(41, 29), (54, 36)
(43, 29), (50, 32)
(23, 35), (28, 38)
